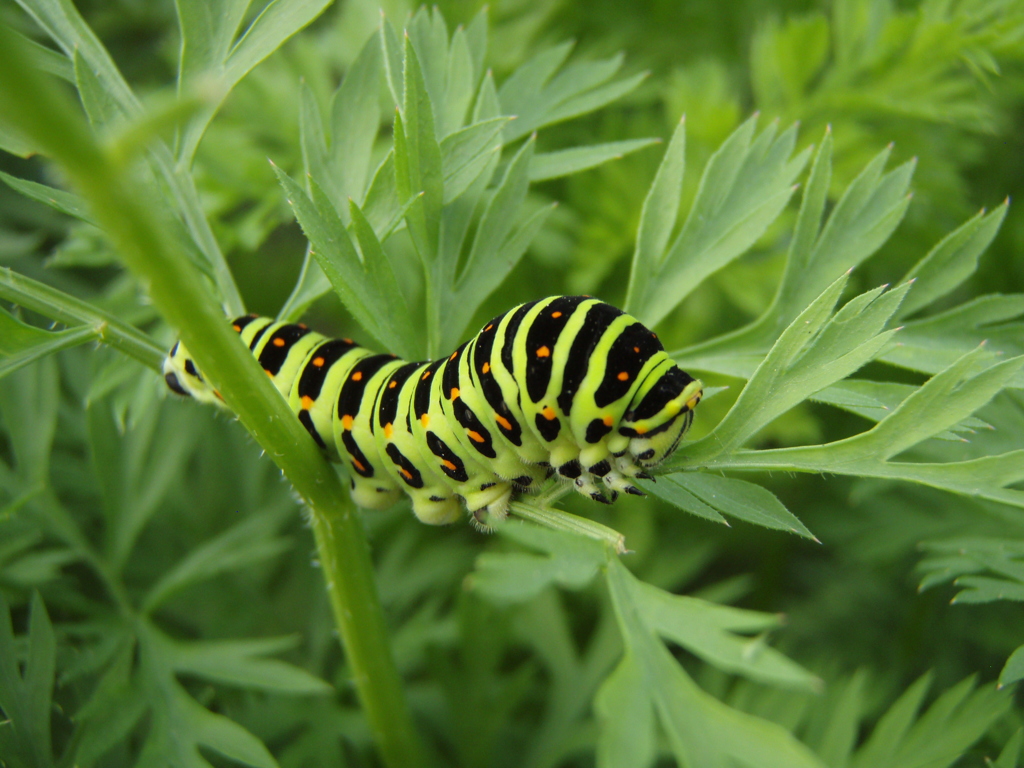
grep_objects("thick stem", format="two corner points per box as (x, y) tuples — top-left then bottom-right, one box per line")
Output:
(0, 25), (426, 768)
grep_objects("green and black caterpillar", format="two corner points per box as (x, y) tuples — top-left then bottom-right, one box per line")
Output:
(164, 296), (703, 526)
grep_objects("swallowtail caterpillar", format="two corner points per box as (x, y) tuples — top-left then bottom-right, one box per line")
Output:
(164, 296), (703, 527)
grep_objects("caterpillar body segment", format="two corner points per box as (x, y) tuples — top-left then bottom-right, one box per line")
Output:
(333, 353), (406, 510)
(163, 296), (703, 526)
(412, 357), (515, 524)
(374, 361), (463, 525)
(290, 337), (366, 463)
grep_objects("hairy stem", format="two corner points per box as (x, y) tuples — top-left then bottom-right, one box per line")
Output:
(0, 25), (426, 768)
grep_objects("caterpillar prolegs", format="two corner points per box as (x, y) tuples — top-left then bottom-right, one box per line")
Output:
(164, 296), (703, 527)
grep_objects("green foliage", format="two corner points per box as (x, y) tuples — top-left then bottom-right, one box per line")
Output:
(0, 593), (55, 768)
(2, 0), (1024, 767)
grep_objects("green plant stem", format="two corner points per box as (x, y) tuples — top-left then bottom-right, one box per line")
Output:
(0, 267), (166, 371)
(0, 24), (426, 768)
(509, 500), (627, 553)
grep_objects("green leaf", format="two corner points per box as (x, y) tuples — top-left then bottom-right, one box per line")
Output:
(595, 654), (657, 768)
(0, 121), (37, 157)
(811, 380), (990, 440)
(277, 247), (331, 322)
(1000, 646), (1024, 687)
(360, 150), (403, 237)
(169, 683), (279, 768)
(328, 33), (384, 203)
(480, 531), (822, 767)
(470, 523), (606, 604)
(811, 671), (867, 768)
(394, 36), (444, 263)
(992, 729), (1024, 768)
(638, 474), (729, 525)
(142, 509), (292, 613)
(788, 147), (913, 315)
(633, 578), (821, 687)
(175, 0), (332, 163)
(9, 28), (73, 82)
(174, 0), (249, 84)
(167, 635), (332, 695)
(0, 171), (93, 223)
(451, 202), (553, 350)
(851, 674), (1010, 768)
(0, 592), (56, 768)
(273, 163), (411, 355)
(951, 576), (1024, 603)
(652, 472), (816, 539)
(446, 136), (536, 341)
(301, 34), (384, 211)
(73, 47), (125, 128)
(380, 14), (404, 107)
(406, 7), (449, 125)
(0, 308), (98, 379)
(500, 47), (646, 141)
(463, 9), (488, 87)
(678, 275), (905, 462)
(634, 117), (809, 327)
(15, 0), (244, 313)
(626, 116), (685, 314)
(440, 116), (510, 203)
(529, 138), (659, 182)
(854, 346), (1024, 460)
(673, 131), (915, 376)
(497, 41), (575, 132)
(537, 72), (647, 132)
(0, 356), (59, 486)
(751, 14), (830, 107)
(298, 80), (330, 189)
(0, 267), (166, 371)
(88, 398), (201, 572)
(900, 202), (1008, 318)
(851, 673), (933, 768)
(919, 538), (1024, 607)
(881, 294), (1024, 383)
(16, 0), (138, 116)
(784, 126), (833, 306)
(604, 559), (826, 768)
(72, 641), (148, 767)
(347, 199), (418, 359)
(440, 23), (477, 137)
(224, 0), (332, 83)
(442, 144), (548, 354)
(473, 69), (501, 122)
(682, 360), (1024, 511)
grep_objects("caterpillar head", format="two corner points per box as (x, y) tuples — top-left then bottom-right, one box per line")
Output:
(619, 363), (702, 468)
(163, 342), (222, 406)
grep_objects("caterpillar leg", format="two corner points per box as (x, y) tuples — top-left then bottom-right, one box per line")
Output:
(578, 450), (645, 498)
(408, 492), (462, 525)
(570, 472), (616, 504)
(510, 460), (548, 493)
(464, 481), (513, 519)
(468, 484), (514, 531)
(612, 453), (643, 477)
(601, 469), (645, 496)
(349, 476), (403, 510)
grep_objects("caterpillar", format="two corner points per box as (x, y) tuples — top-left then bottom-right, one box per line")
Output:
(163, 296), (703, 527)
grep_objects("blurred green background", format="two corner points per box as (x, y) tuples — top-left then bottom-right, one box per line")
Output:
(2, 0), (1024, 766)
